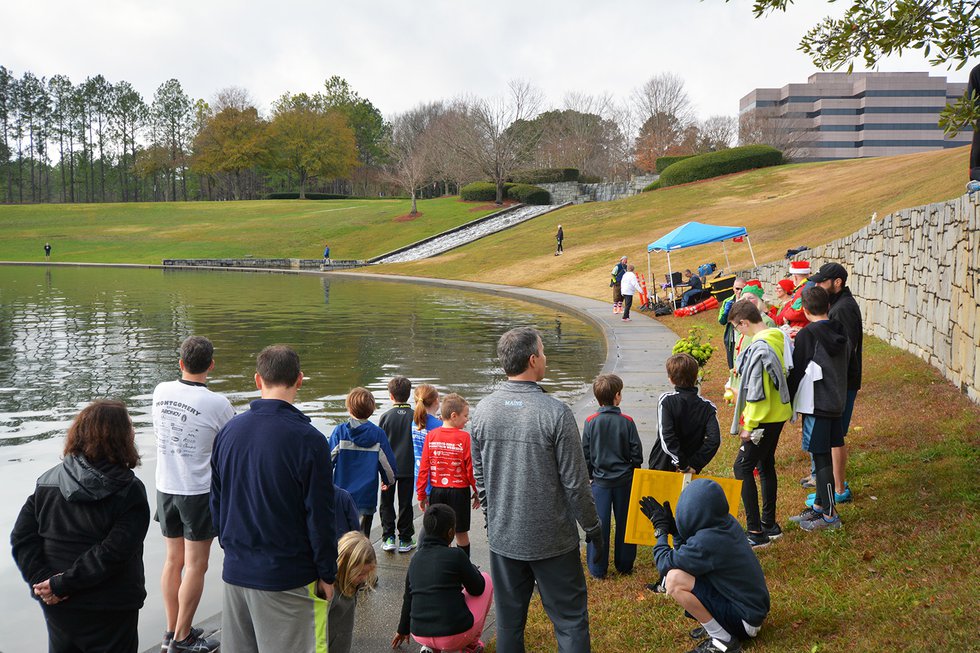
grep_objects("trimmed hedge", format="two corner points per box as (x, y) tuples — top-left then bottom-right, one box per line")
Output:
(658, 145), (784, 188)
(506, 183), (551, 205)
(642, 180), (661, 192)
(265, 192), (410, 200)
(578, 174), (601, 184)
(655, 155), (694, 174)
(511, 168), (579, 184)
(266, 192), (351, 200)
(460, 182), (512, 202)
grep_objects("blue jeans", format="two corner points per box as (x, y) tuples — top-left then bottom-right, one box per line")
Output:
(587, 481), (636, 578)
(801, 415), (816, 475)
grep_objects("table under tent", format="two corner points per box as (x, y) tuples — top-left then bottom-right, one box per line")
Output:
(646, 221), (758, 312)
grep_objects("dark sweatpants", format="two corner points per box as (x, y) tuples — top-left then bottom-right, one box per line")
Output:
(733, 421), (784, 532)
(622, 294), (634, 319)
(490, 548), (591, 653)
(43, 606), (139, 653)
(379, 477), (415, 540)
(588, 481), (636, 578)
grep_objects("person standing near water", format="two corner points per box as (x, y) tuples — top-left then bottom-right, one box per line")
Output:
(44, 242), (51, 260)
(153, 336), (233, 653)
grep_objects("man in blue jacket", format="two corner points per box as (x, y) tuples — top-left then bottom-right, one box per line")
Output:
(211, 345), (336, 653)
(641, 479), (769, 653)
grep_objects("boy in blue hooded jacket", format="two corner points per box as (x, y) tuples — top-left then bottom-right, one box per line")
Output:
(641, 479), (769, 653)
(329, 387), (397, 537)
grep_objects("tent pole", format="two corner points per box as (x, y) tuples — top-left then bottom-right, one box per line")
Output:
(746, 235), (758, 268)
(722, 240), (731, 272)
(647, 252), (654, 303)
(667, 252), (676, 309)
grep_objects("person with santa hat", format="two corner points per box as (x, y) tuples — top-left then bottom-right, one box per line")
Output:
(776, 261), (813, 337)
(769, 278), (797, 325)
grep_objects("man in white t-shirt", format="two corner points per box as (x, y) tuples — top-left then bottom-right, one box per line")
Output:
(153, 336), (234, 653)
(620, 264), (642, 321)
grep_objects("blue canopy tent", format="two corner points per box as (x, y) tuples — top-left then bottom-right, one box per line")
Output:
(646, 221), (758, 307)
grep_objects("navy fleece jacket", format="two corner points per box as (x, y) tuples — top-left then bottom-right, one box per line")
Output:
(653, 479), (770, 626)
(211, 399), (337, 590)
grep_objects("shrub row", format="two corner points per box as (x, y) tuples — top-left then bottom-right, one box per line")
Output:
(511, 168), (579, 184)
(507, 183), (551, 205)
(655, 155), (695, 174)
(642, 180), (661, 192)
(459, 181), (551, 205)
(658, 145), (784, 188)
(265, 192), (410, 200)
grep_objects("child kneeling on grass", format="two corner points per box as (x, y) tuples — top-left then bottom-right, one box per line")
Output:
(328, 531), (377, 653)
(641, 479), (769, 653)
(392, 504), (493, 653)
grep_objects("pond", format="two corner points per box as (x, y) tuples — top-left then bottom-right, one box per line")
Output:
(0, 265), (605, 652)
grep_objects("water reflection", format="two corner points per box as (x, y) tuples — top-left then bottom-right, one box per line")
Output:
(0, 265), (605, 652)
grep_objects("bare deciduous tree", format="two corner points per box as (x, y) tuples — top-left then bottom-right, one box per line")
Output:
(698, 115), (737, 151)
(738, 108), (811, 160)
(386, 102), (444, 215)
(442, 80), (543, 204)
(632, 72), (695, 161)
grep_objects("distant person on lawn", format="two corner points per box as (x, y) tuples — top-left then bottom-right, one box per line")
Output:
(555, 224), (564, 255)
(641, 479), (770, 653)
(44, 242), (51, 260)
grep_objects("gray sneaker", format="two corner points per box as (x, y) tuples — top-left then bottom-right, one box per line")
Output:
(800, 514), (842, 531)
(788, 507), (822, 524)
(168, 632), (219, 653)
(163, 628), (203, 653)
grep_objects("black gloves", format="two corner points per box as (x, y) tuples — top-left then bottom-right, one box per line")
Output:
(585, 528), (605, 568)
(639, 496), (677, 536)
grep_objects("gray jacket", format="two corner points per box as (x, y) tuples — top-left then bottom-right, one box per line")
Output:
(730, 336), (791, 435)
(471, 380), (601, 561)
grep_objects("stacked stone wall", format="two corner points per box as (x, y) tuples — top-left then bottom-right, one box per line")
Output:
(162, 258), (364, 270)
(747, 194), (980, 403)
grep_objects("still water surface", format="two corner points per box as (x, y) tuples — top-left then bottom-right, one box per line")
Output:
(0, 266), (605, 652)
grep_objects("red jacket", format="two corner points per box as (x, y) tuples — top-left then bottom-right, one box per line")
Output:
(417, 427), (477, 500)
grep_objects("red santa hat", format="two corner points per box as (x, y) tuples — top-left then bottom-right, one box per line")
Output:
(777, 278), (796, 294)
(789, 260), (810, 275)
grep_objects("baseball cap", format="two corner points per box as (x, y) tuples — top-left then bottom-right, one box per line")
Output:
(810, 262), (848, 283)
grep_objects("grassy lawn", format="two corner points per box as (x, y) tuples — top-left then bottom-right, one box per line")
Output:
(377, 146), (969, 303)
(0, 197), (502, 263)
(509, 311), (979, 653)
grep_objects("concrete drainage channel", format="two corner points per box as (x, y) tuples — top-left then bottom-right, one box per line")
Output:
(369, 203), (568, 265)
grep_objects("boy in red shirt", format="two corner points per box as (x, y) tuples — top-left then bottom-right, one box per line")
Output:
(417, 394), (480, 558)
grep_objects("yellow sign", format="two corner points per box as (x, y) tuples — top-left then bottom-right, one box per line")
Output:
(624, 469), (742, 546)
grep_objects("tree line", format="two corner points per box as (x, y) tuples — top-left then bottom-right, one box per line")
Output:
(0, 66), (752, 206)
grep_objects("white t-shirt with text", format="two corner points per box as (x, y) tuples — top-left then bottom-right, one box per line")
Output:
(153, 380), (235, 495)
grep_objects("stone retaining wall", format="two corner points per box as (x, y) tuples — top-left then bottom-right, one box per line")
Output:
(162, 258), (364, 270)
(747, 194), (980, 403)
(539, 175), (657, 204)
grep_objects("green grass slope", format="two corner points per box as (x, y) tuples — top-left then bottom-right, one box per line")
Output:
(378, 146), (970, 300)
(0, 197), (502, 264)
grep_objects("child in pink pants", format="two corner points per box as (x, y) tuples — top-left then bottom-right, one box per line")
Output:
(392, 505), (494, 653)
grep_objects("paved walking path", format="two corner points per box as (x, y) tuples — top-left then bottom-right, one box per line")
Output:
(143, 271), (678, 653)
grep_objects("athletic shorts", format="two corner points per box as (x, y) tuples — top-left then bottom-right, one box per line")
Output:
(802, 415), (844, 455)
(156, 491), (217, 540)
(429, 486), (472, 533)
(689, 576), (759, 641)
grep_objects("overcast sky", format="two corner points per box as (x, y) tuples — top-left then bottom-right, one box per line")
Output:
(3, 0), (971, 120)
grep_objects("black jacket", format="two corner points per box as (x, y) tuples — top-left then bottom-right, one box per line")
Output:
(649, 387), (720, 473)
(582, 406), (643, 488)
(397, 535), (486, 637)
(10, 455), (150, 610)
(829, 287), (863, 391)
(787, 319), (850, 417)
(379, 404), (415, 479)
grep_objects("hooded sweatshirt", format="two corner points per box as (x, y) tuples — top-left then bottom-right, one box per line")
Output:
(653, 479), (770, 626)
(787, 318), (850, 417)
(329, 419), (397, 514)
(829, 287), (863, 391)
(730, 328), (792, 433)
(11, 454), (149, 610)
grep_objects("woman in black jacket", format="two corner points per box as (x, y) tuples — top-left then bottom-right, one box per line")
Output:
(11, 399), (150, 653)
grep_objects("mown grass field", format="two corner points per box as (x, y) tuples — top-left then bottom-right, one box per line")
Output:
(379, 146), (969, 302)
(511, 312), (980, 653)
(0, 197), (501, 263)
